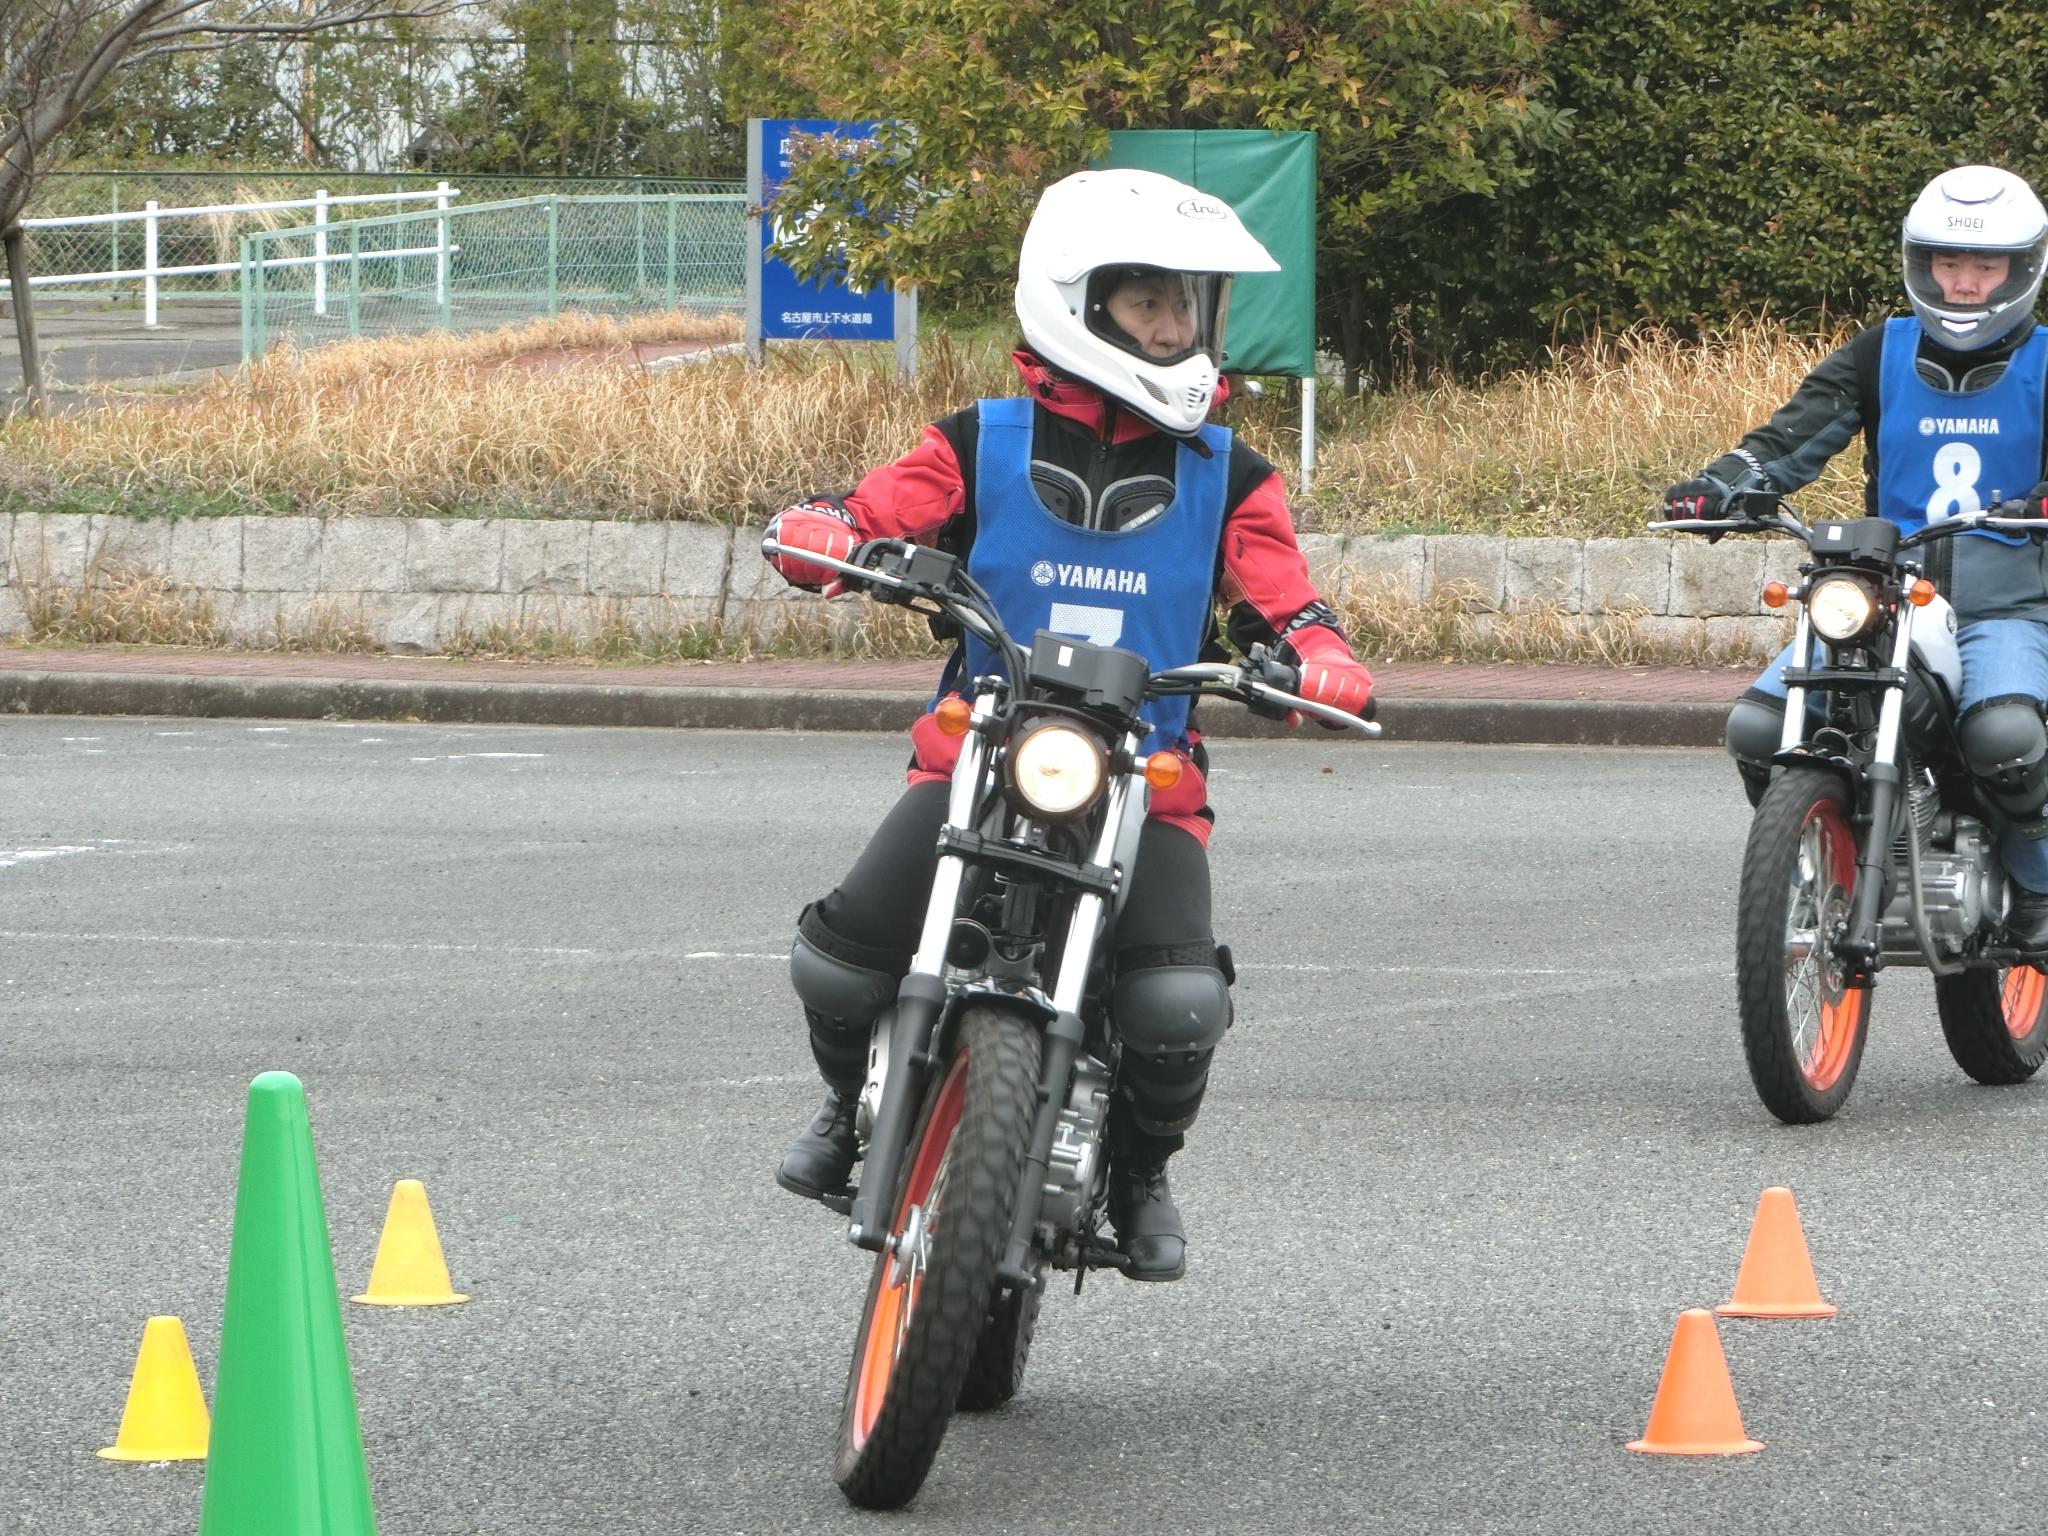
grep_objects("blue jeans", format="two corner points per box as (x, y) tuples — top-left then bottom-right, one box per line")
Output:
(1750, 618), (2048, 891)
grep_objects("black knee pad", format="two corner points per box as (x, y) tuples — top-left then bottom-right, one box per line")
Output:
(1112, 947), (1231, 1138)
(1113, 957), (1232, 1058)
(1725, 692), (1786, 764)
(1725, 692), (1786, 808)
(791, 905), (899, 1026)
(1960, 696), (2048, 820)
(791, 905), (900, 1091)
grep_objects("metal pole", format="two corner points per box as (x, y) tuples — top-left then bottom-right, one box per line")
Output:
(635, 199), (646, 300)
(894, 284), (918, 379)
(1300, 374), (1316, 494)
(435, 179), (450, 312)
(144, 199), (160, 328)
(239, 234), (252, 365)
(347, 221), (361, 338)
(546, 198), (559, 318)
(314, 188), (329, 317)
(5, 227), (46, 417)
(664, 197), (678, 310)
(743, 119), (764, 365)
(251, 231), (268, 359)
(110, 183), (121, 297)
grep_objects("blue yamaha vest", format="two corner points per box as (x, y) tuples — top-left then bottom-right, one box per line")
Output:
(1877, 315), (2048, 546)
(951, 396), (1232, 754)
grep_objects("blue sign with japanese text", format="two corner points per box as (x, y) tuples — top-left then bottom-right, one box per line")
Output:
(756, 118), (895, 343)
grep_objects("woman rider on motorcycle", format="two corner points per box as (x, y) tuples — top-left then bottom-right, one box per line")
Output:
(762, 168), (1374, 1282)
(1663, 165), (2048, 954)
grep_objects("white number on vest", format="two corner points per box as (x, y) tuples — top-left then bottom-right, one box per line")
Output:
(1927, 440), (1984, 521)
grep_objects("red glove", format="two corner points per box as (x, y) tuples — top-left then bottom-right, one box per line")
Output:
(765, 501), (857, 590)
(1282, 625), (1373, 726)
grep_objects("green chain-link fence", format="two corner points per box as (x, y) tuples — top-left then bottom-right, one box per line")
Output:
(19, 171), (741, 299)
(239, 193), (747, 361)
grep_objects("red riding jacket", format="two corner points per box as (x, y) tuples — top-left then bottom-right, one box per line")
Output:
(813, 350), (1361, 846)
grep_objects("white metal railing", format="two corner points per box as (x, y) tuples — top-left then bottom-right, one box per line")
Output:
(2, 183), (458, 327)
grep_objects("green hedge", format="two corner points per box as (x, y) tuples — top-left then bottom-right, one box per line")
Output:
(1397, 1), (2048, 375)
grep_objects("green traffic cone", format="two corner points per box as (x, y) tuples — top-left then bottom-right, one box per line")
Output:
(198, 1072), (376, 1536)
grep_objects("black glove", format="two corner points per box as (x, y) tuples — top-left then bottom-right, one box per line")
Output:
(1662, 476), (1732, 521)
(2016, 480), (2048, 518)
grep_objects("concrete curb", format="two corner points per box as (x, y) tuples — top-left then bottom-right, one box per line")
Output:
(0, 668), (1729, 747)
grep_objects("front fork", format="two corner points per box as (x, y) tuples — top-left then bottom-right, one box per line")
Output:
(1792, 606), (1915, 976)
(846, 693), (996, 1254)
(995, 755), (1144, 1292)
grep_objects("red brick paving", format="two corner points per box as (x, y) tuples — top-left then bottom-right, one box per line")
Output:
(0, 645), (1753, 702)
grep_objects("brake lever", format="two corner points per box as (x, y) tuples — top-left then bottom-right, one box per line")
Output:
(758, 536), (909, 593)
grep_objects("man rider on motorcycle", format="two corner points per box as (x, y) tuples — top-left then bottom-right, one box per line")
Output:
(1663, 164), (2048, 954)
(762, 168), (1374, 1281)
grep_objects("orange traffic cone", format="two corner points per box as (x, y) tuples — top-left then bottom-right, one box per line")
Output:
(1715, 1186), (1837, 1320)
(1627, 1308), (1762, 1455)
(99, 1316), (210, 1461)
(351, 1179), (469, 1307)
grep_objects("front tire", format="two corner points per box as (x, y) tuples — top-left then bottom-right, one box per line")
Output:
(1736, 768), (1874, 1123)
(833, 1007), (1041, 1509)
(955, 1273), (1042, 1412)
(1936, 962), (2048, 1085)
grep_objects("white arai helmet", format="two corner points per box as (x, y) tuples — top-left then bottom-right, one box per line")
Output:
(1901, 165), (2048, 352)
(1014, 169), (1280, 435)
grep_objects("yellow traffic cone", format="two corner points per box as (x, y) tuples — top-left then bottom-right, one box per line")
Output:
(351, 1179), (469, 1306)
(99, 1316), (210, 1461)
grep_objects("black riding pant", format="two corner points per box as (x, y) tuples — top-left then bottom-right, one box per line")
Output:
(796, 780), (1228, 1152)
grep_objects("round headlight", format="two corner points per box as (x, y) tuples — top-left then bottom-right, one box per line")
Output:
(1009, 724), (1106, 817)
(1808, 576), (1879, 642)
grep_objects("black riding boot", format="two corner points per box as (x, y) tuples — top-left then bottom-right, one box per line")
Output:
(1108, 1137), (1186, 1282)
(2009, 887), (2048, 956)
(776, 1086), (860, 1201)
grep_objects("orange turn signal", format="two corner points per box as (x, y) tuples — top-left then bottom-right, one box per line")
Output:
(1761, 581), (1789, 609)
(1908, 579), (1936, 608)
(1143, 753), (1184, 792)
(933, 697), (973, 736)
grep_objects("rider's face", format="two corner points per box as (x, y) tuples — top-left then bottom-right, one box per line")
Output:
(1105, 276), (1197, 359)
(1931, 251), (2011, 305)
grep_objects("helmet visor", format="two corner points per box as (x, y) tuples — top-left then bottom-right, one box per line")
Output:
(1084, 267), (1233, 369)
(1903, 234), (2048, 338)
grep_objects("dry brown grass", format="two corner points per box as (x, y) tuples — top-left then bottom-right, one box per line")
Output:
(0, 314), (1857, 542)
(1271, 323), (1865, 537)
(0, 319), (1008, 521)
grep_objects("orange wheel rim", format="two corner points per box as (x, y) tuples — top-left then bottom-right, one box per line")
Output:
(2003, 966), (2048, 1040)
(850, 1047), (969, 1452)
(1785, 796), (1863, 1092)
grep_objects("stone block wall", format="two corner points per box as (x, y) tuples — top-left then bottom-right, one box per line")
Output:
(0, 513), (1796, 655)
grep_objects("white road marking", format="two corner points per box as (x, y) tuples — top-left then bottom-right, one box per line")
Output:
(0, 840), (184, 869)
(409, 753), (548, 762)
(248, 727), (289, 734)
(1239, 962), (1581, 976)
(60, 736), (102, 743)
(154, 731), (196, 738)
(0, 846), (97, 868)
(683, 951), (785, 960)
(0, 929), (599, 957)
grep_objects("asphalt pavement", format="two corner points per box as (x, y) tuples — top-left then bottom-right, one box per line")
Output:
(5, 722), (2047, 1534)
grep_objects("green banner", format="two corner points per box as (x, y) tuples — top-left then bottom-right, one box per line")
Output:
(1099, 130), (1316, 377)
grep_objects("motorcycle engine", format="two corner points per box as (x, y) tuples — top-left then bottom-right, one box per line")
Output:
(1039, 1054), (1111, 1238)
(1886, 806), (2002, 956)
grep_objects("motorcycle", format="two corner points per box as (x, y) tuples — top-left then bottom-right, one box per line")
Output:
(1652, 491), (2048, 1123)
(760, 531), (1379, 1508)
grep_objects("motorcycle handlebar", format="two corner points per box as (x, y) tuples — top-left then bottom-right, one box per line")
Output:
(1647, 495), (2048, 547)
(763, 534), (1383, 738)
(1148, 661), (1383, 738)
